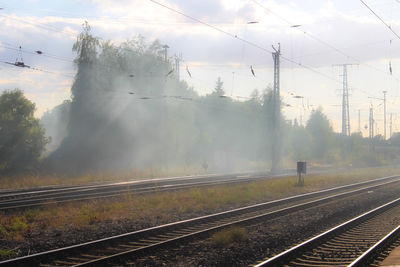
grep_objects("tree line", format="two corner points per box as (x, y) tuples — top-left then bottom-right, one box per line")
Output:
(0, 24), (397, 175)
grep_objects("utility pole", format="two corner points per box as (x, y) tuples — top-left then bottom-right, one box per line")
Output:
(368, 92), (388, 139)
(162, 45), (169, 62)
(333, 64), (357, 136)
(271, 43), (281, 174)
(231, 72), (235, 96)
(390, 113), (393, 138)
(174, 53), (182, 80)
(369, 105), (374, 139)
(383, 90), (387, 140)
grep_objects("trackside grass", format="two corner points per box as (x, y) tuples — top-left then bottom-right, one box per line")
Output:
(0, 167), (399, 249)
(211, 227), (247, 247)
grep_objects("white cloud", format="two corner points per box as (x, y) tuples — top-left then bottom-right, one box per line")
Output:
(1, 0), (400, 132)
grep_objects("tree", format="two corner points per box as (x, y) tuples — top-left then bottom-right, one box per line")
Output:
(0, 89), (49, 173)
(306, 107), (334, 159)
(214, 76), (225, 96)
(40, 100), (71, 153)
(72, 21), (99, 66)
(390, 132), (400, 146)
(290, 125), (311, 161)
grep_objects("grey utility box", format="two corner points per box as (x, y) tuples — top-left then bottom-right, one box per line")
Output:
(297, 161), (307, 174)
(297, 161), (307, 186)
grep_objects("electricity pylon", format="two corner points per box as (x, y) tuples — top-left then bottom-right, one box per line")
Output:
(333, 64), (357, 136)
(271, 43), (281, 174)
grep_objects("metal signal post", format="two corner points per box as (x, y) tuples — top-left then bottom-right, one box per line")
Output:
(271, 43), (281, 173)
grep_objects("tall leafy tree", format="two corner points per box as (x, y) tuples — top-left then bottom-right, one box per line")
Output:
(40, 100), (71, 152)
(214, 76), (225, 96)
(306, 107), (334, 159)
(0, 89), (49, 173)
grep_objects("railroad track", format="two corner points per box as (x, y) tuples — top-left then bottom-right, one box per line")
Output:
(0, 171), (278, 210)
(1, 175), (400, 266)
(254, 197), (400, 266)
(0, 168), (389, 210)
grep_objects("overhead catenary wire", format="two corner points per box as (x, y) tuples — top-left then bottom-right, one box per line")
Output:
(360, 0), (400, 41)
(1, 37), (279, 95)
(0, 59), (75, 78)
(0, 1), (387, 121)
(0, 2), (357, 93)
(0, 40), (279, 100)
(147, 0), (342, 85)
(251, 0), (400, 82)
(1, 1), (397, 87)
(0, 43), (74, 63)
(0, 13), (77, 37)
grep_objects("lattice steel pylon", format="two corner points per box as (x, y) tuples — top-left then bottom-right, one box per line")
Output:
(369, 105), (374, 139)
(271, 43), (281, 173)
(342, 65), (350, 136)
(334, 64), (357, 136)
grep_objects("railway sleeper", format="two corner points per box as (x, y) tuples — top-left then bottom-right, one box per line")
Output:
(145, 236), (170, 242)
(290, 259), (347, 266)
(172, 229), (197, 235)
(293, 257), (350, 265)
(66, 257), (87, 261)
(312, 248), (341, 254)
(302, 254), (353, 261)
(152, 234), (179, 239)
(331, 238), (374, 245)
(128, 241), (153, 246)
(324, 241), (361, 249)
(81, 253), (103, 259)
(119, 244), (141, 249)
(187, 225), (208, 231)
(96, 247), (127, 254)
(53, 260), (80, 265)
(337, 234), (378, 241)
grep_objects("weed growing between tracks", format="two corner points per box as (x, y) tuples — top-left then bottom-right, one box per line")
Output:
(0, 249), (16, 260)
(0, 166), (399, 259)
(211, 227), (247, 247)
(0, 167), (208, 190)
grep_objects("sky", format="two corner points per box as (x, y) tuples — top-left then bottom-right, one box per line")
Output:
(1, 0), (400, 136)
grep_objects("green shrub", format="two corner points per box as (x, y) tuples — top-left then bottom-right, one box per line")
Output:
(0, 225), (8, 237)
(9, 218), (27, 233)
(211, 226), (247, 247)
(24, 209), (38, 223)
(0, 249), (17, 260)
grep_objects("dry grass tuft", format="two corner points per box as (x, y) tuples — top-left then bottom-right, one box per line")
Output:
(211, 226), (247, 247)
(0, 166), (398, 245)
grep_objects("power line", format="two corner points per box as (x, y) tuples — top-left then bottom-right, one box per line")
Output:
(251, 0), (399, 81)
(0, 2), (375, 112)
(148, 0), (341, 84)
(2, 1), (397, 86)
(0, 59), (74, 77)
(0, 43), (74, 63)
(360, 0), (400, 40)
(250, 0), (353, 59)
(0, 13), (77, 37)
(0, 2), (344, 87)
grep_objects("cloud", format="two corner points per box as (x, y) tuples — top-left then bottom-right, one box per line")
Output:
(1, 0), (400, 131)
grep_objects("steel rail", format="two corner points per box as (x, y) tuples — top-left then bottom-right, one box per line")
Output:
(0, 171), (276, 210)
(1, 176), (400, 266)
(0, 175), (269, 210)
(348, 224), (400, 266)
(254, 197), (400, 266)
(0, 170), (397, 211)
